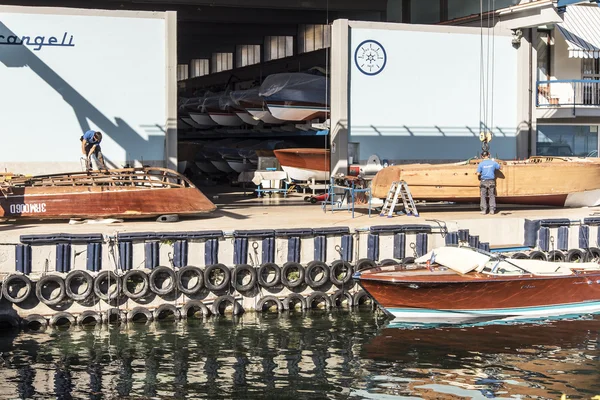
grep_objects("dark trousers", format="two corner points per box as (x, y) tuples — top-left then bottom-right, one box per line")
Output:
(84, 143), (107, 170)
(480, 180), (496, 211)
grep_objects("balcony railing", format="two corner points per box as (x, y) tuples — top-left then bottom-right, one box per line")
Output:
(536, 79), (600, 107)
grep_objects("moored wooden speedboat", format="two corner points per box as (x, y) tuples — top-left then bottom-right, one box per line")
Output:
(354, 246), (600, 324)
(0, 168), (217, 220)
(273, 148), (330, 181)
(371, 156), (600, 207)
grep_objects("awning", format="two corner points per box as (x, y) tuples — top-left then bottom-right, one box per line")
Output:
(557, 4), (600, 58)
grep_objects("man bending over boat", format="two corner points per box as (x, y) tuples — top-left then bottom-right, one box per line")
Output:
(80, 130), (107, 171)
(477, 151), (501, 215)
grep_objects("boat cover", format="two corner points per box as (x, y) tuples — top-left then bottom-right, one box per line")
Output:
(230, 88), (262, 106)
(258, 72), (329, 104)
(415, 247), (491, 274)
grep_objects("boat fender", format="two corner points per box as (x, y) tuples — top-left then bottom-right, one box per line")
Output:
(65, 270), (94, 302)
(511, 252), (529, 259)
(149, 266), (177, 296)
(176, 265), (205, 295)
(585, 247), (600, 262)
(379, 259), (399, 266)
(566, 249), (585, 262)
(203, 264), (231, 292)
(211, 295), (243, 316)
(329, 260), (353, 286)
(280, 262), (306, 289)
(355, 258), (377, 271)
(283, 293), (307, 311)
(305, 261), (330, 289)
(232, 264), (257, 292)
(547, 250), (566, 262)
(528, 250), (548, 261)
(256, 295), (284, 313)
(93, 271), (122, 301)
(127, 306), (154, 323)
(353, 290), (374, 308)
(122, 269), (150, 300)
(330, 290), (354, 308)
(78, 310), (102, 326)
(154, 304), (181, 321)
(0, 314), (21, 330)
(258, 263), (281, 288)
(35, 275), (66, 306)
(49, 312), (76, 328)
(1, 274), (33, 304)
(104, 308), (126, 325)
(401, 257), (416, 265)
(306, 291), (332, 310)
(182, 300), (211, 319)
(21, 314), (48, 331)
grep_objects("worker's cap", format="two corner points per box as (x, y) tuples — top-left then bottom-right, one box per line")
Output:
(94, 131), (103, 140)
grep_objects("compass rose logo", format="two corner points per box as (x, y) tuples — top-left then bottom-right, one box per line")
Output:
(354, 39), (387, 76)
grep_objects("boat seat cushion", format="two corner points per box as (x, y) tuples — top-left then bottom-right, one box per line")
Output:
(415, 247), (491, 274)
(483, 259), (600, 276)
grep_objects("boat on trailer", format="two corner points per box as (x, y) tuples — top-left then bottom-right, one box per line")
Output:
(371, 156), (600, 207)
(354, 246), (600, 324)
(0, 167), (216, 220)
(273, 148), (330, 181)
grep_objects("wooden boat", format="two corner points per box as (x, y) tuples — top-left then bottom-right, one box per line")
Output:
(354, 246), (600, 324)
(371, 156), (600, 207)
(273, 148), (330, 181)
(0, 167), (216, 220)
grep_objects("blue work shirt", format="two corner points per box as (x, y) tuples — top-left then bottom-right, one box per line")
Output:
(477, 159), (500, 180)
(83, 130), (100, 145)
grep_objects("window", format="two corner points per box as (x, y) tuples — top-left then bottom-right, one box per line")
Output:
(536, 30), (552, 82)
(582, 59), (600, 105)
(412, 0), (440, 24)
(211, 52), (233, 73)
(537, 125), (598, 157)
(177, 64), (188, 81)
(264, 36), (294, 61)
(190, 59), (209, 78)
(298, 24), (330, 54)
(236, 45), (261, 68)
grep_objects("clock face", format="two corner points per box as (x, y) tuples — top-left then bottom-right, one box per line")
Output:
(354, 40), (387, 76)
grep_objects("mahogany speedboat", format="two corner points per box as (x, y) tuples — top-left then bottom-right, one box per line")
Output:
(371, 156), (600, 207)
(273, 148), (330, 181)
(354, 246), (600, 324)
(0, 167), (216, 220)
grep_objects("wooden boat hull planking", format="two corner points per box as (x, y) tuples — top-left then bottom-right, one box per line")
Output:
(274, 148), (330, 181)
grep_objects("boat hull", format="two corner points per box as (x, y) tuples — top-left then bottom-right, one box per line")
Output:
(246, 108), (285, 124)
(371, 157), (600, 207)
(188, 112), (218, 127)
(266, 102), (329, 121)
(235, 111), (260, 126)
(274, 148), (330, 181)
(208, 112), (244, 127)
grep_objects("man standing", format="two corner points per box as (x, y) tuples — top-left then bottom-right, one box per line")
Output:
(80, 130), (107, 171)
(476, 151), (501, 215)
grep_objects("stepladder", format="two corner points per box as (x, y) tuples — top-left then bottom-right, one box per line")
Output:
(379, 180), (419, 218)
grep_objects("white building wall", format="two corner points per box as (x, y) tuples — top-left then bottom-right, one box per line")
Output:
(347, 22), (519, 163)
(0, 6), (177, 175)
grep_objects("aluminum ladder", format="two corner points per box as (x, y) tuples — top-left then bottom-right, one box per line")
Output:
(379, 180), (419, 218)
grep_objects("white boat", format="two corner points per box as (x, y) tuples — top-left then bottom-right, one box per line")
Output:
(189, 111), (218, 127)
(246, 108), (285, 124)
(230, 88), (286, 124)
(204, 93), (245, 127)
(235, 111), (261, 126)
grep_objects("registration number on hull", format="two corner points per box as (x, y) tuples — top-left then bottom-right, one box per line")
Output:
(9, 203), (47, 214)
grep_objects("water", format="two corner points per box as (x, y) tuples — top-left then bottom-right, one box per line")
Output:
(0, 310), (599, 399)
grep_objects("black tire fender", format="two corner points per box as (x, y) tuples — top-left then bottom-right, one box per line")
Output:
(127, 306), (154, 323)
(149, 266), (176, 295)
(511, 252), (529, 259)
(281, 262), (306, 289)
(585, 247), (600, 262)
(154, 304), (181, 321)
(283, 293), (307, 311)
(257, 263), (281, 288)
(122, 269), (150, 300)
(401, 257), (416, 265)
(65, 270), (94, 302)
(330, 260), (353, 286)
(78, 310), (102, 326)
(330, 290), (354, 308)
(0, 314), (21, 330)
(177, 265), (204, 295)
(2, 274), (33, 304)
(182, 300), (211, 319)
(547, 250), (566, 262)
(256, 295), (283, 313)
(528, 250), (548, 261)
(232, 264), (257, 292)
(104, 308), (126, 325)
(204, 264), (231, 292)
(566, 249), (585, 262)
(305, 261), (330, 289)
(211, 295), (243, 316)
(306, 291), (332, 310)
(35, 275), (66, 306)
(49, 312), (76, 328)
(379, 259), (399, 266)
(21, 314), (48, 331)
(353, 290), (374, 308)
(355, 258), (377, 271)
(93, 271), (122, 301)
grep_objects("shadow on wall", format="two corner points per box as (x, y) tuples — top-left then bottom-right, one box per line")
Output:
(0, 21), (165, 168)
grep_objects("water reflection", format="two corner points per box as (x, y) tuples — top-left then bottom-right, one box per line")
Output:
(0, 312), (599, 399)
